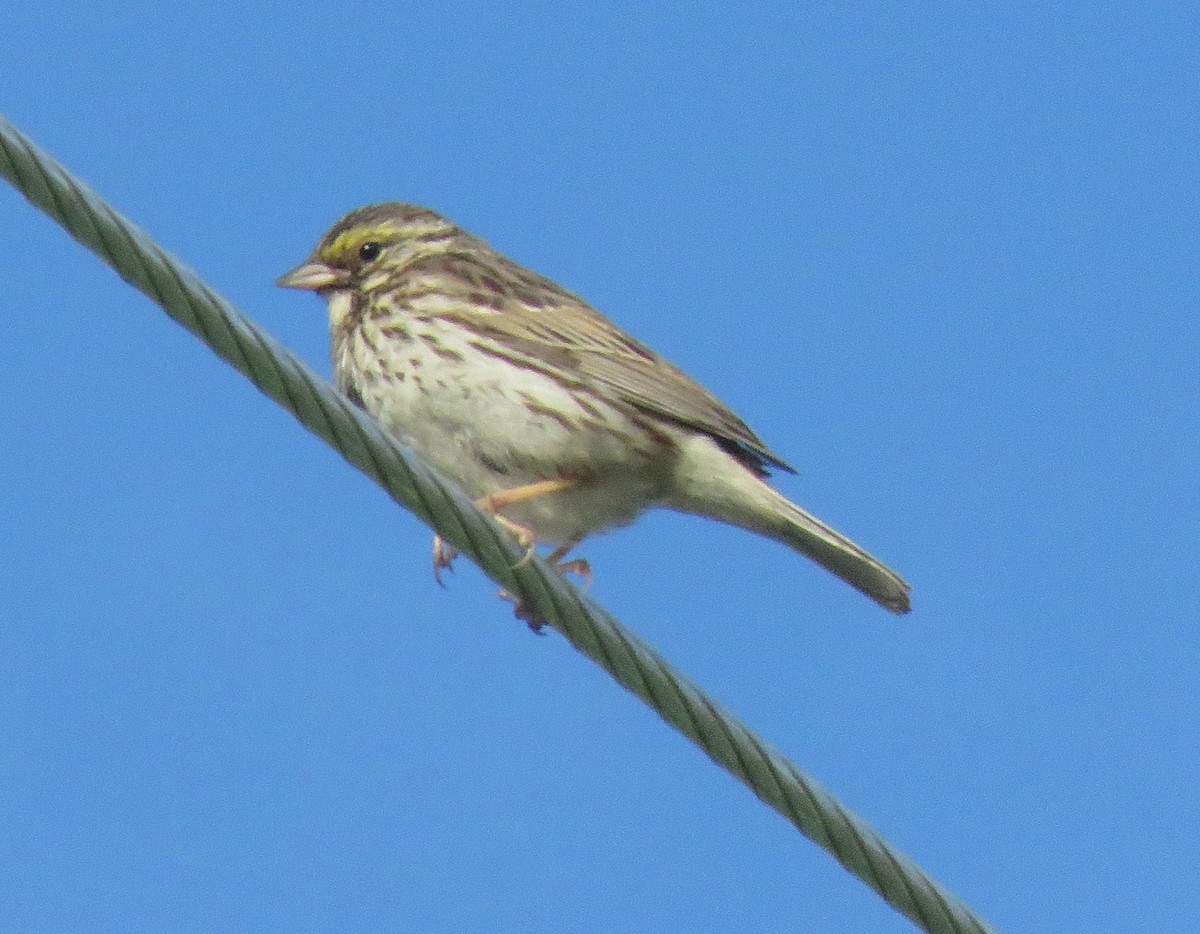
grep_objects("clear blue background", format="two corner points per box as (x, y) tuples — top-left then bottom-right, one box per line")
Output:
(2, 3), (1196, 931)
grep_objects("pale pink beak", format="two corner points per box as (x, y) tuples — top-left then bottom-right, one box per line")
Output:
(276, 260), (350, 291)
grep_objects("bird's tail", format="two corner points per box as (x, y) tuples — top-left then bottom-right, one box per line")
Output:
(669, 437), (911, 614)
(765, 492), (911, 614)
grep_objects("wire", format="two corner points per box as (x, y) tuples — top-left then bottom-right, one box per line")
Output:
(1, 113), (996, 934)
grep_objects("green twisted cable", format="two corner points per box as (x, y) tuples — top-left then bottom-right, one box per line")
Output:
(0, 114), (996, 934)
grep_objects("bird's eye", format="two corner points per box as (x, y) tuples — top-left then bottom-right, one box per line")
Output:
(358, 242), (381, 262)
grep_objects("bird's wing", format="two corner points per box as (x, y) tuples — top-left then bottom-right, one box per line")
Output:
(409, 252), (795, 475)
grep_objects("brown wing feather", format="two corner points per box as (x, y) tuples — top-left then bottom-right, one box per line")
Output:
(404, 251), (795, 475)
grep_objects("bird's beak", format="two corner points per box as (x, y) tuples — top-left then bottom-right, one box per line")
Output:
(276, 260), (350, 291)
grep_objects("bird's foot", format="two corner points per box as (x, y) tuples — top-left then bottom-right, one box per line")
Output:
(501, 539), (591, 632)
(428, 478), (590, 630)
(492, 514), (539, 568)
(505, 593), (550, 634)
(546, 544), (592, 590)
(432, 535), (458, 586)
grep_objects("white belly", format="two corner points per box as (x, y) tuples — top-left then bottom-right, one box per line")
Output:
(334, 311), (674, 545)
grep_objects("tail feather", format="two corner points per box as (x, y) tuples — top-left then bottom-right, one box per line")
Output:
(770, 497), (911, 615)
(669, 436), (911, 614)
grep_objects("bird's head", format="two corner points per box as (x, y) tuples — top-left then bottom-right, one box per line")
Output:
(277, 202), (463, 294)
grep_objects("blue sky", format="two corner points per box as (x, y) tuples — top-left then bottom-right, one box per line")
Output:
(2, 3), (1196, 931)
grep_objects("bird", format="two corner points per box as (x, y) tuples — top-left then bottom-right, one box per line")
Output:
(277, 203), (911, 618)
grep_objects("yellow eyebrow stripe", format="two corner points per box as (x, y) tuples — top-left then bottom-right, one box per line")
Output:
(325, 222), (402, 262)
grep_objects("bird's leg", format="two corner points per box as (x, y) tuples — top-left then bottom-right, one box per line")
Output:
(501, 534), (593, 633)
(477, 477), (580, 515)
(429, 477), (594, 632)
(544, 538), (592, 589)
(430, 477), (580, 580)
